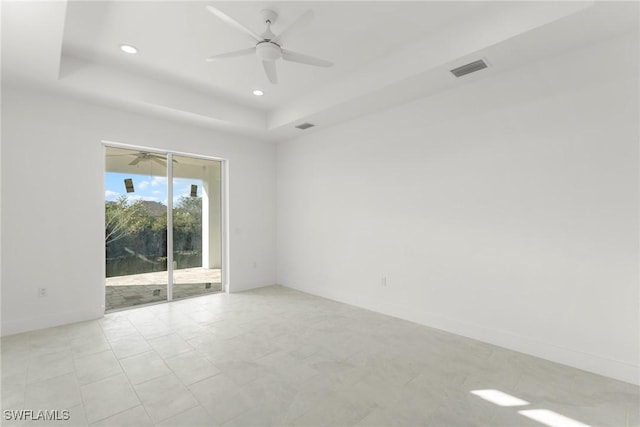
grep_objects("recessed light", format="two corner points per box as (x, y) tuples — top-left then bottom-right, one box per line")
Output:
(120, 44), (138, 54)
(252, 89), (264, 96)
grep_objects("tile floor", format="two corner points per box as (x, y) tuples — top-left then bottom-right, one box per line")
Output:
(1, 285), (638, 426)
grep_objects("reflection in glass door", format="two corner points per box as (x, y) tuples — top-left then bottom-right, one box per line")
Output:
(171, 155), (223, 300)
(104, 147), (168, 311)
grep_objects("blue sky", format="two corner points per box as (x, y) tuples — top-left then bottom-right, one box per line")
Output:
(105, 172), (201, 205)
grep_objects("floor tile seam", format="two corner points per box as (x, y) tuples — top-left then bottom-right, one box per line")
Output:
(127, 315), (173, 331)
(105, 356), (153, 426)
(112, 346), (155, 361)
(86, 401), (143, 426)
(161, 346), (200, 363)
(174, 362), (223, 387)
(74, 364), (92, 426)
(347, 399), (380, 427)
(109, 343), (170, 423)
(103, 320), (137, 340)
(71, 335), (114, 355)
(67, 328), (109, 341)
(138, 330), (176, 341)
(0, 364), (29, 381)
(187, 382), (246, 424)
(194, 344), (240, 366)
(28, 335), (71, 354)
(150, 399), (201, 425)
(2, 375), (28, 412)
(184, 369), (227, 390)
(121, 368), (171, 387)
(101, 322), (151, 364)
(26, 346), (74, 361)
(217, 403), (255, 427)
(139, 353), (221, 406)
(133, 367), (188, 389)
(151, 404), (205, 427)
(283, 387), (331, 426)
(66, 327), (109, 344)
(23, 327), (70, 339)
(169, 359), (224, 385)
(25, 365), (77, 386)
(71, 347), (118, 364)
(105, 331), (150, 347)
(206, 388), (256, 426)
(117, 345), (167, 366)
(77, 370), (123, 388)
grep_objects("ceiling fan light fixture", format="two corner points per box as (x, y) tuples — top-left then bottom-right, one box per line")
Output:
(256, 42), (282, 62)
(205, 7), (333, 85)
(120, 44), (138, 54)
(253, 89), (264, 96)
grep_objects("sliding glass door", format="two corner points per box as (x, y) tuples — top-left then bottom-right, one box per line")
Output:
(105, 147), (169, 310)
(104, 146), (223, 311)
(171, 155), (223, 300)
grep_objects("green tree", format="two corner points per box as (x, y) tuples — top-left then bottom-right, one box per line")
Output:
(173, 196), (202, 252)
(105, 196), (148, 247)
(174, 196), (201, 227)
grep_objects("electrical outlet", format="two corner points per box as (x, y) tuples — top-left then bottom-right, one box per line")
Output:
(38, 288), (48, 297)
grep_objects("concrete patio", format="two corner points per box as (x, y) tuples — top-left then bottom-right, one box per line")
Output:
(106, 267), (222, 311)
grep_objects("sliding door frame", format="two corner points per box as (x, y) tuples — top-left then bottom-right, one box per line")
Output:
(102, 140), (229, 307)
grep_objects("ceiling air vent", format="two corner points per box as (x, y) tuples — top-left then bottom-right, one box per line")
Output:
(450, 59), (488, 78)
(295, 122), (315, 130)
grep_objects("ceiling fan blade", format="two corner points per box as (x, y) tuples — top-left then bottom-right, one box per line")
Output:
(271, 10), (314, 44)
(152, 158), (167, 166)
(262, 60), (278, 84)
(282, 49), (333, 67)
(206, 6), (261, 42)
(129, 157), (142, 166)
(206, 47), (256, 62)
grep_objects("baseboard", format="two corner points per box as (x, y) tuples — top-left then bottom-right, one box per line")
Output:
(229, 281), (277, 293)
(1, 307), (104, 337)
(282, 284), (640, 386)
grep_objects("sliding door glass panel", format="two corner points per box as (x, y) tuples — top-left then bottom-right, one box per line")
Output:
(171, 155), (223, 300)
(105, 147), (168, 310)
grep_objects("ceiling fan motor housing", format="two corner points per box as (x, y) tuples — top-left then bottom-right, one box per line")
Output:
(257, 42), (282, 61)
(205, 6), (333, 84)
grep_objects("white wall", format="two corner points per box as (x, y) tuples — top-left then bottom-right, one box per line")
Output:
(277, 33), (639, 384)
(1, 87), (277, 336)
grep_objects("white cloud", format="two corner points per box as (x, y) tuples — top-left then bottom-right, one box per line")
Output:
(151, 177), (167, 187)
(152, 190), (162, 195)
(138, 180), (150, 190)
(105, 190), (120, 201)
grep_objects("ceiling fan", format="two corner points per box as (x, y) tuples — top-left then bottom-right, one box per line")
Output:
(205, 6), (333, 84)
(108, 152), (177, 166)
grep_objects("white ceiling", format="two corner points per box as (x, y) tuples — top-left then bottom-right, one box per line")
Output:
(62, 1), (487, 109)
(2, 1), (638, 142)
